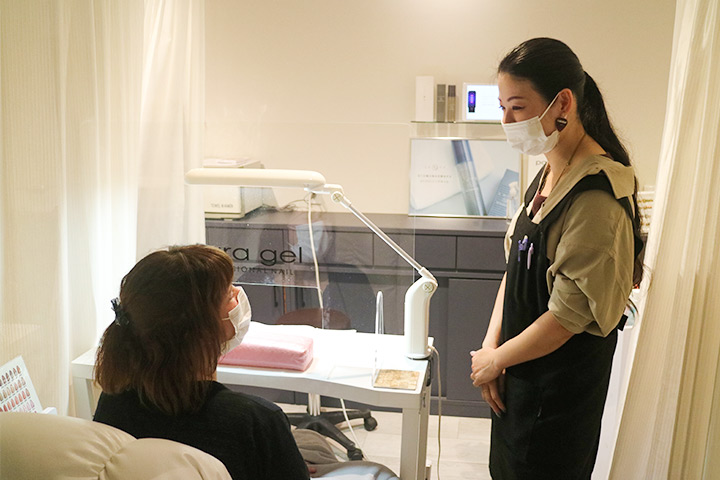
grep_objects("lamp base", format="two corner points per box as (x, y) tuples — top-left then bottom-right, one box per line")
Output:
(406, 348), (431, 360)
(404, 276), (436, 361)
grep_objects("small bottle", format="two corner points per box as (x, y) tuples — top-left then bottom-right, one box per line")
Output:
(436, 84), (446, 122)
(447, 85), (456, 123)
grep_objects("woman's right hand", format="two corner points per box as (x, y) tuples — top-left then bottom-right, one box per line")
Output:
(474, 272), (507, 416)
(472, 363), (506, 417)
(484, 374), (506, 416)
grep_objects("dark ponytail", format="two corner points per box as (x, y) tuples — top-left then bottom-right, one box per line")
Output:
(499, 37), (644, 283)
(579, 73), (629, 166)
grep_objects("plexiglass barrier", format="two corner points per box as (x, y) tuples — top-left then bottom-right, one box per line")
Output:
(206, 206), (417, 336)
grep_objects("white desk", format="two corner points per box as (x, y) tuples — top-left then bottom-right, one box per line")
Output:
(71, 324), (431, 480)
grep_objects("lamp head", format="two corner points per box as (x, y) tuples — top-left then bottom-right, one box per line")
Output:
(184, 168), (327, 190)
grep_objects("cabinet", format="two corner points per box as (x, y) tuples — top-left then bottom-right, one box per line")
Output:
(206, 211), (507, 417)
(446, 278), (498, 417)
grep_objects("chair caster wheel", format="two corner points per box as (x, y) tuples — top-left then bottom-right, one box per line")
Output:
(348, 448), (364, 461)
(364, 417), (378, 431)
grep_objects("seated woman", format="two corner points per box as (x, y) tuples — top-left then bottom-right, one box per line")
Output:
(93, 245), (310, 480)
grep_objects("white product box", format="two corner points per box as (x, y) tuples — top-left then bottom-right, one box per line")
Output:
(415, 76), (435, 122)
(202, 158), (273, 219)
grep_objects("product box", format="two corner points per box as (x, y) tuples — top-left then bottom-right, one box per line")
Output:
(202, 158), (274, 219)
(415, 76), (435, 122)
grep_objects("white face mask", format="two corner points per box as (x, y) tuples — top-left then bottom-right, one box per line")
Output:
(221, 287), (252, 355)
(502, 93), (561, 156)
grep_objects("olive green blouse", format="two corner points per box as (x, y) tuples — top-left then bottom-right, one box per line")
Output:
(505, 154), (636, 337)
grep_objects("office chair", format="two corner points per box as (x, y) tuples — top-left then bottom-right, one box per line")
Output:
(276, 307), (378, 461)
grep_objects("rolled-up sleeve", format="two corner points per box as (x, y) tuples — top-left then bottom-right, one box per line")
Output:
(547, 190), (634, 337)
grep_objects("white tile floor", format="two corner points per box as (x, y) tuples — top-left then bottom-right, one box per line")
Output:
(280, 403), (492, 480)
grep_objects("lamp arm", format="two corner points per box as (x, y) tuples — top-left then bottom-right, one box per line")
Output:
(324, 190), (433, 281)
(321, 189), (437, 359)
(184, 167), (436, 359)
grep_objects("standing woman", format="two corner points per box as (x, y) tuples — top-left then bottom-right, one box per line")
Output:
(93, 245), (310, 480)
(469, 38), (644, 479)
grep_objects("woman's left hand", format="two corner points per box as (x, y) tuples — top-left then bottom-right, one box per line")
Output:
(470, 347), (503, 386)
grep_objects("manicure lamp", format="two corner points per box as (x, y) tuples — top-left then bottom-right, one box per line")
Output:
(185, 168), (437, 359)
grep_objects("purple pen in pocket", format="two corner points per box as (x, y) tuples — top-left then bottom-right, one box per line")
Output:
(517, 235), (529, 262)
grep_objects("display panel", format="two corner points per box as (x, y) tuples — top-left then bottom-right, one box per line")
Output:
(409, 138), (521, 218)
(462, 84), (502, 122)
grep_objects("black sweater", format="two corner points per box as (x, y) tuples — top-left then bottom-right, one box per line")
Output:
(94, 381), (309, 480)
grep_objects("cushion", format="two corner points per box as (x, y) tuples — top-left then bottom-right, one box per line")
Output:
(101, 438), (231, 480)
(0, 412), (231, 480)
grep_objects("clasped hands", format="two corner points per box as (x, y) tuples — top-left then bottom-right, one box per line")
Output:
(470, 346), (506, 416)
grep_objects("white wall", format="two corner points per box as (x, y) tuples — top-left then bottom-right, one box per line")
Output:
(205, 0), (676, 214)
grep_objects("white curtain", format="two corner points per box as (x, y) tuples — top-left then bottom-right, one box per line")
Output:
(610, 0), (720, 478)
(0, 0), (205, 415)
(137, 0), (205, 257)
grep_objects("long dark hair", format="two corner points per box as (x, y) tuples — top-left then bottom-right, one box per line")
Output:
(95, 245), (234, 415)
(499, 37), (644, 284)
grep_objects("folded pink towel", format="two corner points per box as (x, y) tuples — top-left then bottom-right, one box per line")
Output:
(219, 331), (314, 372)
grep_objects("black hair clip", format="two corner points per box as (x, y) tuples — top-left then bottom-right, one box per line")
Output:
(111, 298), (130, 327)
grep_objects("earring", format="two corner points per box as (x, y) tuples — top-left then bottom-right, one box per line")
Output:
(555, 117), (568, 132)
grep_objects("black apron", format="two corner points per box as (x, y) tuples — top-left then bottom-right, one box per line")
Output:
(489, 170), (640, 480)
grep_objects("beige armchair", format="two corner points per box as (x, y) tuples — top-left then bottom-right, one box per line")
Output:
(0, 412), (231, 480)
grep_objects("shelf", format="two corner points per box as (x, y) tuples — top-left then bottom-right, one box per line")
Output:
(410, 121), (505, 140)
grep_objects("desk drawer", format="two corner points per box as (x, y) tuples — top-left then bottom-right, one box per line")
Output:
(416, 235), (456, 270)
(373, 234), (414, 268)
(289, 227), (374, 267)
(374, 234), (455, 271)
(456, 236), (506, 272)
(321, 231), (373, 267)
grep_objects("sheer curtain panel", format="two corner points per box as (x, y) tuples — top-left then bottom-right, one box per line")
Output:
(136, 0), (205, 256)
(0, 0), (205, 416)
(0, 0), (144, 416)
(610, 1), (720, 478)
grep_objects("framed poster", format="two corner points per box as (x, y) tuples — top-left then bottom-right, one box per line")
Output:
(409, 138), (522, 218)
